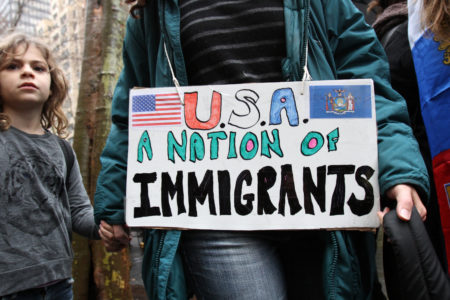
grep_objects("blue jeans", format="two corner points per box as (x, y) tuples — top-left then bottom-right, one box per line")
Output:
(0, 278), (73, 300)
(180, 231), (325, 300)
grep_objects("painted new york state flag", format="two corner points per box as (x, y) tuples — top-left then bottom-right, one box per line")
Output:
(408, 0), (450, 271)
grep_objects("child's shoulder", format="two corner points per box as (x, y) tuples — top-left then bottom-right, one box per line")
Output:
(0, 127), (61, 157)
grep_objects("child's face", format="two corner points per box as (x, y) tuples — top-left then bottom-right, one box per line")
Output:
(0, 44), (51, 113)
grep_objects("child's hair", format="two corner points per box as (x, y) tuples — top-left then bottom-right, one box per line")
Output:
(422, 0), (450, 42)
(125, 0), (147, 18)
(0, 33), (69, 137)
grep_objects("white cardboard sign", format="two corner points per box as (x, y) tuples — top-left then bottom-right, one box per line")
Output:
(126, 79), (380, 230)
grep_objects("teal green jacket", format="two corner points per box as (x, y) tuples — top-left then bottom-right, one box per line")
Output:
(94, 0), (430, 299)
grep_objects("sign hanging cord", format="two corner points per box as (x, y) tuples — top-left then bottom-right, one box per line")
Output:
(300, 40), (312, 95)
(164, 42), (185, 105)
(300, 0), (312, 95)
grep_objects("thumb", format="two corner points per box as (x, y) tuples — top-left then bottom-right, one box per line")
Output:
(387, 184), (413, 221)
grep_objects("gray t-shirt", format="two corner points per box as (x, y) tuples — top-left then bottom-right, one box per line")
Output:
(0, 127), (99, 296)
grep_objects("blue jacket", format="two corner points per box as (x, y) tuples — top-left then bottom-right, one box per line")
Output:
(94, 0), (430, 299)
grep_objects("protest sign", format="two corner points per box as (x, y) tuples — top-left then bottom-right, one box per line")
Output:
(126, 79), (380, 230)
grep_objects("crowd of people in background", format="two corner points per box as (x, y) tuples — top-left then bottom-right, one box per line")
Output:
(368, 0), (449, 273)
(366, 2), (450, 298)
(0, 0), (448, 299)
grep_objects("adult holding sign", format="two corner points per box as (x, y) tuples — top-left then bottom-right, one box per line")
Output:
(95, 0), (429, 299)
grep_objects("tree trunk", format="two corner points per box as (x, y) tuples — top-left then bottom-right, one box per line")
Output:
(72, 0), (130, 299)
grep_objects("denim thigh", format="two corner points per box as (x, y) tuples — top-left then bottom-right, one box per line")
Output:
(181, 230), (288, 300)
(181, 230), (326, 300)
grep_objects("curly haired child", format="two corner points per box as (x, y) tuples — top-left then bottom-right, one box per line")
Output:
(0, 33), (99, 300)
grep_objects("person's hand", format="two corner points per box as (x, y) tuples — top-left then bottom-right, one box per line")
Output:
(377, 184), (427, 224)
(98, 220), (131, 252)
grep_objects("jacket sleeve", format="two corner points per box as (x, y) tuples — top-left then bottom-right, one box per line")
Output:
(322, 0), (430, 199)
(94, 17), (149, 225)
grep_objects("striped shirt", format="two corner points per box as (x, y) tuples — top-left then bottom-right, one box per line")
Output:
(180, 0), (286, 85)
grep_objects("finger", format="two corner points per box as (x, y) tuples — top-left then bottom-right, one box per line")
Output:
(99, 224), (115, 240)
(412, 188), (427, 221)
(100, 220), (114, 233)
(388, 184), (413, 221)
(113, 225), (131, 245)
(377, 207), (390, 225)
(99, 229), (116, 244)
(98, 229), (107, 241)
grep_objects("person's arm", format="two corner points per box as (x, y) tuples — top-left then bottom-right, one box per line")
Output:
(94, 16), (150, 226)
(68, 154), (100, 239)
(323, 0), (430, 220)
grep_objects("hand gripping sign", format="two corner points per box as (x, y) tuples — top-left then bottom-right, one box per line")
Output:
(126, 79), (380, 230)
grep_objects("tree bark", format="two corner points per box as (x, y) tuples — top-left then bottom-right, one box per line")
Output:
(72, 1), (130, 299)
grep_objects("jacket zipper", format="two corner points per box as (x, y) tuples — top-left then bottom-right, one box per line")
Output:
(299, 0), (311, 79)
(329, 231), (338, 300)
(153, 230), (166, 296)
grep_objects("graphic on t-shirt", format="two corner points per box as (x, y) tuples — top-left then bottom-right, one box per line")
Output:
(5, 145), (63, 237)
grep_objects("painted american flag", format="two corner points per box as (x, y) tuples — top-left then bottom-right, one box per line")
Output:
(131, 93), (182, 127)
